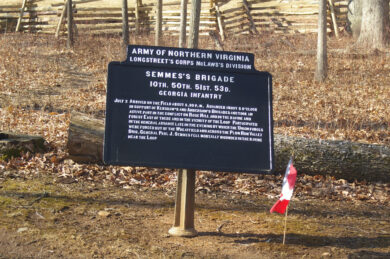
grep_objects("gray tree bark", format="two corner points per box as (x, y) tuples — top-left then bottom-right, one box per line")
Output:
(67, 0), (74, 48)
(315, 0), (327, 82)
(179, 0), (188, 48)
(274, 135), (389, 182)
(135, 0), (140, 34)
(155, 0), (163, 46)
(355, 0), (390, 49)
(188, 0), (202, 48)
(348, 0), (363, 38)
(122, 0), (129, 46)
(67, 113), (390, 182)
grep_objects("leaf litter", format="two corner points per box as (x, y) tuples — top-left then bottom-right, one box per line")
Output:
(0, 34), (389, 257)
(0, 34), (389, 204)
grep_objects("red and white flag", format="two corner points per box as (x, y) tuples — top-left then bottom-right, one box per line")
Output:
(270, 158), (297, 214)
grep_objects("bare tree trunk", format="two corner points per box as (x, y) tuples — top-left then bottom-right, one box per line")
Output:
(179, 0), (188, 48)
(355, 0), (390, 49)
(155, 0), (163, 46)
(188, 0), (202, 48)
(67, 0), (74, 48)
(348, 0), (363, 38)
(135, 0), (140, 34)
(315, 0), (327, 82)
(122, 0), (129, 46)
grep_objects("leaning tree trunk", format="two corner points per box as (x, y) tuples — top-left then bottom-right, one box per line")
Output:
(355, 0), (390, 49)
(67, 112), (390, 182)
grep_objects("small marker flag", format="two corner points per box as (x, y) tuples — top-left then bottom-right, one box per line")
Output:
(270, 157), (297, 214)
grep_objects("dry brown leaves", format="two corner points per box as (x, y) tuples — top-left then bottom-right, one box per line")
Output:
(1, 157), (389, 206)
(0, 33), (389, 206)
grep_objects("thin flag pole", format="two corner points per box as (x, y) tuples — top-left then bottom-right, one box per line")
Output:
(283, 155), (293, 245)
(283, 205), (289, 245)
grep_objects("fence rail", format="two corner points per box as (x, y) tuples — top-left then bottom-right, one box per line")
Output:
(0, 0), (359, 37)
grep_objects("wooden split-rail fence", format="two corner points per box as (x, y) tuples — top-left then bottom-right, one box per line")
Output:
(0, 0), (350, 38)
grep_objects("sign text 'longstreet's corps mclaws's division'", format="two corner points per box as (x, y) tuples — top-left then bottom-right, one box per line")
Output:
(104, 45), (274, 174)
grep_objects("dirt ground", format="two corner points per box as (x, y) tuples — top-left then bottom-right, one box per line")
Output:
(0, 33), (389, 258)
(1, 174), (389, 259)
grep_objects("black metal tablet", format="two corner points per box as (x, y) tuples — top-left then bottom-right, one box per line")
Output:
(104, 45), (273, 173)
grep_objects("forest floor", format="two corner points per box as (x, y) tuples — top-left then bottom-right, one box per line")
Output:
(0, 33), (389, 258)
(0, 174), (389, 259)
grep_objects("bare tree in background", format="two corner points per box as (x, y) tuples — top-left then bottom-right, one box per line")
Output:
(315, 0), (327, 82)
(67, 0), (74, 48)
(155, 0), (163, 46)
(122, 0), (129, 46)
(179, 0), (188, 48)
(355, 0), (389, 49)
(188, 0), (201, 48)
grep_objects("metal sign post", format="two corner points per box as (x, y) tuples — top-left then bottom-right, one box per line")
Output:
(168, 0), (202, 237)
(168, 169), (197, 237)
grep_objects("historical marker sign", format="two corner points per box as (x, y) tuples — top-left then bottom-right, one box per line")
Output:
(104, 45), (274, 173)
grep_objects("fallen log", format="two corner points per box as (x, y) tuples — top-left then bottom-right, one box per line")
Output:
(67, 112), (390, 182)
(274, 136), (390, 182)
(0, 132), (47, 160)
(67, 112), (104, 163)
